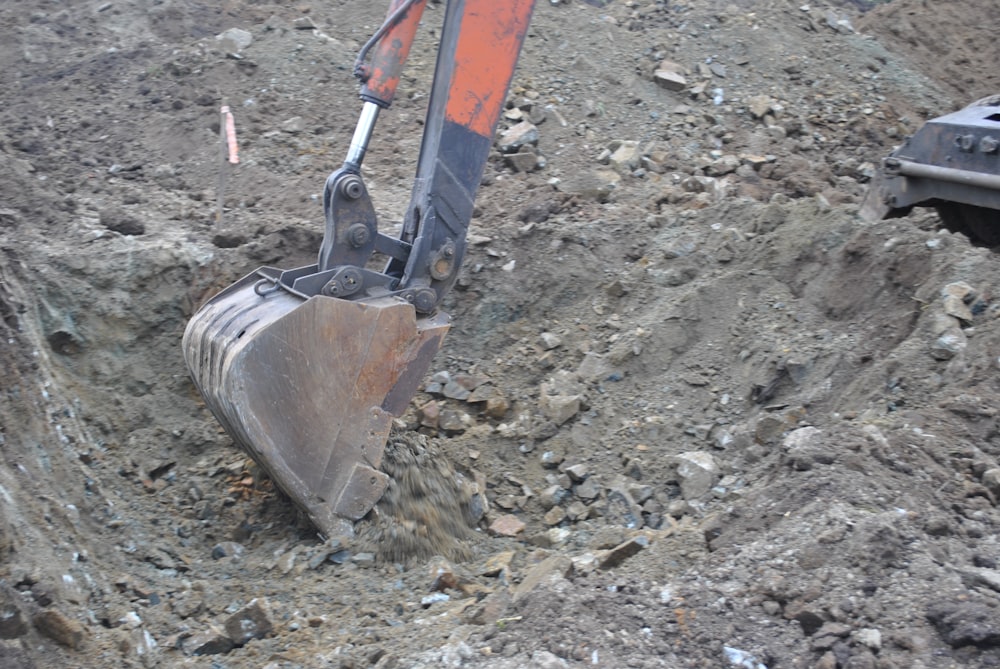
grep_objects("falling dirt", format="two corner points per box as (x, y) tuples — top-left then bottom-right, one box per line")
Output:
(2, 1), (1000, 668)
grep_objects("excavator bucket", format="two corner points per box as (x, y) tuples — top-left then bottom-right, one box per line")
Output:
(182, 268), (448, 535)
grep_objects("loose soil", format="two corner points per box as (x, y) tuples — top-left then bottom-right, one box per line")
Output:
(2, 1), (1000, 668)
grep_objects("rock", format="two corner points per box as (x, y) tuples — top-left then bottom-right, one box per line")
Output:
(608, 141), (641, 172)
(216, 28), (253, 52)
(605, 485), (644, 529)
(564, 463), (588, 482)
(815, 651), (837, 669)
(183, 624), (235, 656)
(574, 477), (601, 501)
(281, 116), (306, 134)
(543, 506), (566, 526)
(540, 332), (562, 350)
(224, 598), (273, 646)
(292, 16), (318, 30)
(853, 628), (882, 651)
(598, 536), (649, 569)
(783, 426), (833, 471)
(748, 95), (773, 119)
(211, 541), (245, 559)
(485, 395), (511, 419)
(529, 650), (570, 668)
(654, 68), (687, 91)
(674, 451), (720, 500)
(498, 121), (539, 153)
(438, 409), (470, 433)
(513, 556), (573, 603)
(707, 154), (740, 176)
(480, 551), (515, 577)
(462, 590), (513, 625)
(565, 501), (590, 521)
(506, 148), (540, 172)
(539, 392), (580, 426)
(926, 600), (1000, 648)
(982, 468), (1000, 497)
(489, 514), (526, 537)
(418, 400), (440, 429)
(556, 170), (620, 201)
(0, 605), (27, 640)
(540, 485), (568, 509)
(32, 609), (85, 650)
(99, 207), (145, 236)
(930, 327), (967, 360)
(941, 292), (973, 323)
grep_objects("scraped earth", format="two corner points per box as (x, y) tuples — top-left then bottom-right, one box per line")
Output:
(3, 1), (1000, 667)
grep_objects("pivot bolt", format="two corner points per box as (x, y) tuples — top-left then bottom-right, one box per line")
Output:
(347, 223), (371, 248)
(955, 134), (976, 152)
(980, 136), (999, 154)
(340, 175), (365, 200)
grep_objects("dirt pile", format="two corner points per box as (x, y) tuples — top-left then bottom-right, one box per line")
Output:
(2, 1), (1000, 668)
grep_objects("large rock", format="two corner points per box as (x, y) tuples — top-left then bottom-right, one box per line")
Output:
(674, 452), (720, 500)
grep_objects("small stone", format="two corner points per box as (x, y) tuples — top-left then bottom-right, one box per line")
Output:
(707, 154), (740, 176)
(418, 400), (440, 429)
(480, 551), (515, 577)
(513, 556), (573, 603)
(574, 477), (601, 501)
(543, 506), (566, 526)
(540, 332), (562, 350)
(99, 208), (145, 236)
(539, 392), (580, 426)
(565, 501), (590, 521)
(438, 409), (471, 433)
(928, 600), (1000, 647)
(608, 141), (641, 172)
(32, 609), (84, 649)
(654, 68), (687, 91)
(485, 395), (511, 419)
(498, 121), (539, 153)
(224, 598), (274, 646)
(0, 605), (28, 639)
(815, 651), (837, 669)
(854, 628), (882, 651)
(217, 28), (253, 52)
(983, 468), (1000, 497)
(943, 295), (973, 323)
(489, 514), (526, 537)
(211, 541), (245, 560)
(598, 536), (649, 570)
(747, 95), (773, 119)
(674, 451), (720, 500)
(540, 485), (568, 510)
(930, 328), (967, 360)
(183, 624), (235, 656)
(506, 148), (540, 172)
(281, 116), (306, 134)
(292, 16), (317, 30)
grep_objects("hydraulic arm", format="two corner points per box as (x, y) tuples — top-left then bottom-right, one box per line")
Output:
(182, 0), (535, 537)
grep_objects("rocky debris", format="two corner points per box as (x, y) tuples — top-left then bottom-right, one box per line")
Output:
(216, 28), (252, 52)
(598, 535), (648, 570)
(224, 598), (273, 646)
(654, 61), (687, 91)
(489, 514), (526, 538)
(926, 600), (1000, 648)
(513, 556), (573, 604)
(673, 452), (720, 500)
(498, 121), (539, 154)
(31, 609), (84, 650)
(182, 624), (234, 656)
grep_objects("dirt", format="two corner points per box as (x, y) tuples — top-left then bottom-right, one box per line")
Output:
(2, 0), (1000, 668)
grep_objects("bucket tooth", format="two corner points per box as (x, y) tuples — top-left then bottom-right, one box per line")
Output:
(182, 269), (449, 535)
